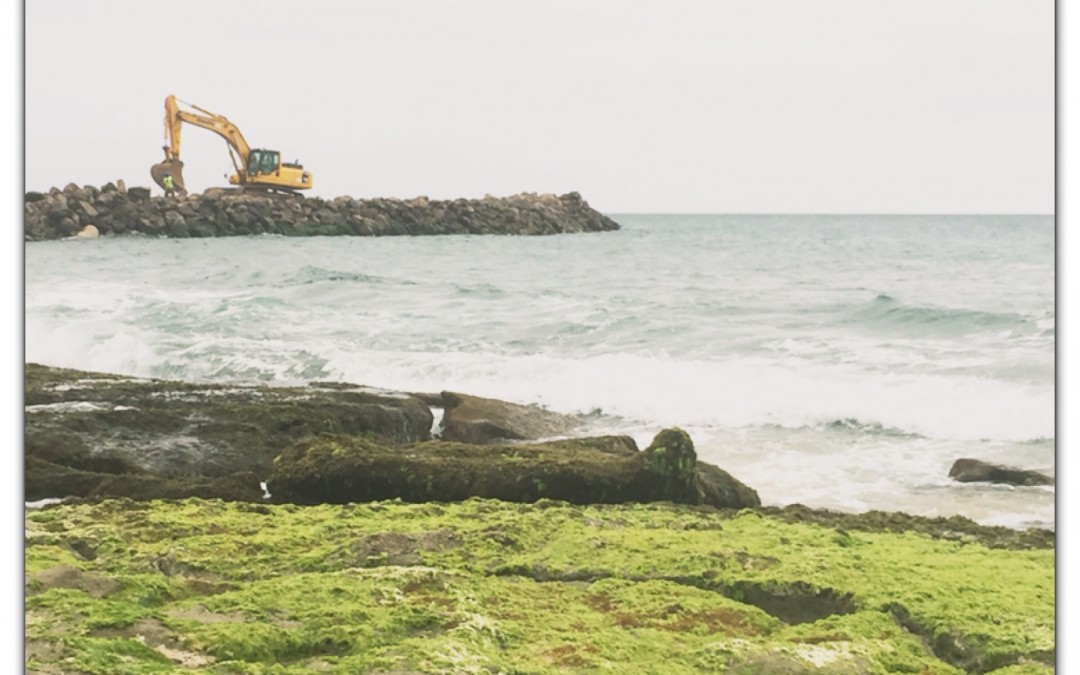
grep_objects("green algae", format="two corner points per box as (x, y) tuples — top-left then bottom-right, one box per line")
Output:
(24, 498), (1053, 673)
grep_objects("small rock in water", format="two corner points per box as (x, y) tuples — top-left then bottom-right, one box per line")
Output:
(948, 458), (1053, 487)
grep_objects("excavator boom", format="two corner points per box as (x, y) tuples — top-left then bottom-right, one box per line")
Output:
(151, 95), (312, 194)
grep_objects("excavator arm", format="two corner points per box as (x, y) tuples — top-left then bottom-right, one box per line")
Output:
(162, 95), (252, 174)
(151, 94), (312, 195)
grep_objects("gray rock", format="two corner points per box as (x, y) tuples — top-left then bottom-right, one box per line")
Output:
(57, 217), (78, 237)
(439, 391), (583, 444)
(163, 210), (186, 227)
(48, 194), (69, 214)
(948, 459), (1053, 487)
(77, 200), (99, 218)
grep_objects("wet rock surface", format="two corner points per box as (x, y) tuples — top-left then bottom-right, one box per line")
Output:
(438, 391), (584, 443)
(25, 364), (758, 509)
(25, 364), (433, 501)
(24, 183), (620, 240)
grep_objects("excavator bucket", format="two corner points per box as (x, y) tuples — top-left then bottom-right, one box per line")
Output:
(150, 158), (187, 195)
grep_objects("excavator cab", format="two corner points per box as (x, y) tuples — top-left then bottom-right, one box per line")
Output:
(247, 149), (280, 176)
(230, 148), (311, 192)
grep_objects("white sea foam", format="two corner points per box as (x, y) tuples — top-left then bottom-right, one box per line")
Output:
(25, 401), (136, 414)
(25, 498), (67, 510)
(26, 320), (164, 378)
(317, 349), (1052, 443)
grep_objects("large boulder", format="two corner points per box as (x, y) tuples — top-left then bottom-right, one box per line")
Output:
(438, 391), (583, 444)
(24, 364), (433, 501)
(948, 459), (1053, 487)
(267, 427), (761, 509)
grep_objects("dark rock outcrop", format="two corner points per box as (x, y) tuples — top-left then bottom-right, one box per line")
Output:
(948, 459), (1053, 487)
(268, 427), (761, 509)
(438, 391), (583, 444)
(24, 183), (620, 241)
(24, 364), (433, 501)
(25, 364), (760, 509)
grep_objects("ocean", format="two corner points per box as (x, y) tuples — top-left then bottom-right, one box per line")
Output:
(24, 213), (1055, 529)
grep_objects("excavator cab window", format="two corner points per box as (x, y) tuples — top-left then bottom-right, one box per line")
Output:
(247, 150), (262, 176)
(246, 150), (279, 176)
(260, 151), (279, 174)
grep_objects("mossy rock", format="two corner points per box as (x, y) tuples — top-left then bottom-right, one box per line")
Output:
(23, 498), (1054, 673)
(268, 428), (760, 508)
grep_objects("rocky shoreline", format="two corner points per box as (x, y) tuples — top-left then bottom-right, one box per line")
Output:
(23, 183), (620, 241)
(22, 364), (1056, 673)
(24, 363), (1053, 545)
(25, 364), (759, 510)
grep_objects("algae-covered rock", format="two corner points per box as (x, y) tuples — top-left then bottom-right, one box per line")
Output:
(438, 390), (583, 443)
(25, 364), (433, 501)
(760, 503), (1055, 550)
(25, 455), (265, 503)
(643, 427), (697, 485)
(23, 498), (1054, 674)
(268, 428), (760, 508)
(949, 458), (1054, 487)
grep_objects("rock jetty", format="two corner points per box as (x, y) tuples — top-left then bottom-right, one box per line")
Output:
(23, 183), (620, 241)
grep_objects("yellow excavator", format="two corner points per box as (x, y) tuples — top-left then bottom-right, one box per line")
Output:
(150, 95), (313, 196)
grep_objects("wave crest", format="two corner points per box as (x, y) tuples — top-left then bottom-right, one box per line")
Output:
(845, 294), (1039, 335)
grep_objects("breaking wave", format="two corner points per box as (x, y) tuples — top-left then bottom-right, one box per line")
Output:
(844, 294), (1039, 336)
(282, 266), (405, 286)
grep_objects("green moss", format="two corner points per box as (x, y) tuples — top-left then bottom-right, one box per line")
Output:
(64, 636), (175, 674)
(24, 498), (1053, 673)
(984, 664), (1056, 674)
(270, 431), (758, 509)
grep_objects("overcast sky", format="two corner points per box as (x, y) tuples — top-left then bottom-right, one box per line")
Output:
(24, 0), (1052, 213)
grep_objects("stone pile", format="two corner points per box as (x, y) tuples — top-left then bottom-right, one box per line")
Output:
(23, 183), (620, 241)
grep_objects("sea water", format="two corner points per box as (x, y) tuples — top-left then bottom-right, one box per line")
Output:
(24, 214), (1055, 529)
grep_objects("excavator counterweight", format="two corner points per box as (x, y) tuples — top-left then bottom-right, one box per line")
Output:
(151, 95), (313, 195)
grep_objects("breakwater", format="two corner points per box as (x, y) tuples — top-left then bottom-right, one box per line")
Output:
(23, 183), (620, 240)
